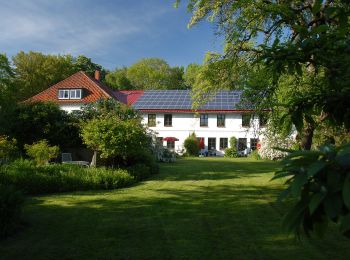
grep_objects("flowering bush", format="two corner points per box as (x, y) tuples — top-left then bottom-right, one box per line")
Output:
(258, 132), (296, 160)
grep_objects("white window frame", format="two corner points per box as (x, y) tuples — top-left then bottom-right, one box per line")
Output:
(58, 89), (82, 100)
(58, 89), (70, 99)
(70, 89), (82, 99)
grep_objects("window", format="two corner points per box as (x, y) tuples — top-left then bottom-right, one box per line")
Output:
(250, 138), (259, 150)
(219, 138), (228, 150)
(167, 141), (175, 150)
(208, 138), (216, 150)
(58, 89), (69, 99)
(200, 114), (208, 127)
(70, 89), (82, 99)
(217, 114), (225, 127)
(238, 138), (247, 151)
(164, 114), (172, 127)
(242, 114), (251, 127)
(58, 89), (82, 100)
(148, 114), (156, 127)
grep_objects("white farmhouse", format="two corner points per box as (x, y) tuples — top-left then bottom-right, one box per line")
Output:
(130, 90), (265, 156)
(27, 71), (265, 156)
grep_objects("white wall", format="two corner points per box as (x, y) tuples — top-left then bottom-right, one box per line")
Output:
(142, 112), (264, 156)
(59, 103), (83, 113)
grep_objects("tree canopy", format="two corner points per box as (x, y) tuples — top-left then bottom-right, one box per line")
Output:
(179, 0), (350, 149)
(105, 58), (187, 90)
(127, 58), (186, 90)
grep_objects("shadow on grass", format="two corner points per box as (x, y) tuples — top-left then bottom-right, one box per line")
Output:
(1, 182), (349, 259)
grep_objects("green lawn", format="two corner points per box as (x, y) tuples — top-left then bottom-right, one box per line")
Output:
(1, 157), (349, 259)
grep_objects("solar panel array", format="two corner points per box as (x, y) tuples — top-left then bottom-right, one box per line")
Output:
(133, 90), (243, 110)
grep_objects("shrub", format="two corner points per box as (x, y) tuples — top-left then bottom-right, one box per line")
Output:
(2, 102), (81, 151)
(224, 148), (238, 158)
(162, 149), (176, 162)
(258, 133), (296, 160)
(0, 160), (135, 195)
(184, 133), (199, 156)
(127, 150), (159, 174)
(24, 140), (59, 165)
(225, 136), (238, 158)
(273, 142), (350, 238)
(248, 150), (260, 160)
(0, 184), (24, 238)
(0, 135), (18, 163)
(127, 164), (151, 181)
(229, 136), (237, 148)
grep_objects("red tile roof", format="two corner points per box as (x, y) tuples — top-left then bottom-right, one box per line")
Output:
(26, 71), (115, 104)
(115, 90), (144, 105)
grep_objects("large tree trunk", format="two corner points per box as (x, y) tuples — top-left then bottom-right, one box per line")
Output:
(301, 123), (315, 150)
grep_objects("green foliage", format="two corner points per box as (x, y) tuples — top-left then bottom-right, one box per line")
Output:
(74, 98), (140, 122)
(229, 136), (237, 149)
(126, 58), (185, 89)
(1, 102), (80, 151)
(0, 160), (134, 195)
(0, 54), (15, 128)
(127, 163), (151, 181)
(0, 184), (24, 239)
(181, 0), (350, 149)
(272, 142), (350, 238)
(0, 136), (18, 162)
(105, 67), (134, 90)
(225, 137), (238, 158)
(73, 55), (106, 80)
(126, 149), (159, 175)
(12, 51), (75, 100)
(11, 52), (106, 101)
(81, 115), (148, 161)
(24, 140), (59, 166)
(79, 99), (157, 168)
(224, 148), (237, 158)
(248, 150), (260, 160)
(184, 133), (199, 156)
(183, 63), (202, 88)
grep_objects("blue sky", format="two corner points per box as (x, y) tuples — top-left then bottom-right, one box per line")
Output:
(0, 0), (224, 70)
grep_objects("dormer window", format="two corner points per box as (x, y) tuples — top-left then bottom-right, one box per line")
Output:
(58, 89), (82, 100)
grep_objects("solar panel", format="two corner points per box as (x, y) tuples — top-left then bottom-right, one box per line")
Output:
(132, 90), (244, 110)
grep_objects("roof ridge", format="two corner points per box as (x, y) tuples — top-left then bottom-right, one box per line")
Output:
(81, 72), (117, 99)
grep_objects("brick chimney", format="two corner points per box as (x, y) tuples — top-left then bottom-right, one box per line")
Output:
(94, 70), (100, 81)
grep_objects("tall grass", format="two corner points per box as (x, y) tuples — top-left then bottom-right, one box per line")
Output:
(0, 160), (135, 195)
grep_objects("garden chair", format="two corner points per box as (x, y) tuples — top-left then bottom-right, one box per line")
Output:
(61, 153), (90, 167)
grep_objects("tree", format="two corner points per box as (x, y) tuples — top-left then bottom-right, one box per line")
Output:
(73, 55), (107, 80)
(105, 67), (134, 90)
(0, 54), (15, 127)
(178, 0), (350, 150)
(12, 51), (75, 100)
(78, 99), (151, 167)
(126, 58), (185, 89)
(1, 102), (80, 151)
(183, 63), (202, 88)
(80, 114), (150, 167)
(178, 0), (350, 238)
